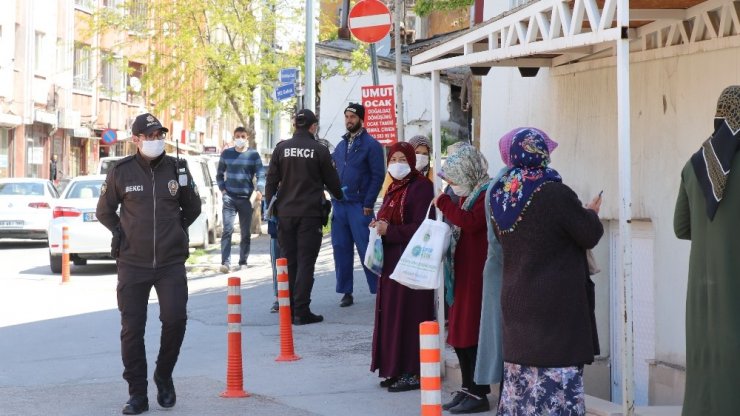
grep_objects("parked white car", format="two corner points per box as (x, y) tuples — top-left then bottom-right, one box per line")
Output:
(0, 178), (59, 240)
(47, 175), (112, 273)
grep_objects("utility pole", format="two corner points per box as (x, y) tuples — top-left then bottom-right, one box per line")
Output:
(394, 0), (405, 142)
(305, 0), (316, 112)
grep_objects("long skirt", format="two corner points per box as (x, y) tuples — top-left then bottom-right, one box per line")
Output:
(496, 362), (585, 416)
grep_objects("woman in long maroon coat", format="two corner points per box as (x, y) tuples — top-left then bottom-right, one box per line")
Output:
(370, 142), (435, 392)
(433, 144), (491, 413)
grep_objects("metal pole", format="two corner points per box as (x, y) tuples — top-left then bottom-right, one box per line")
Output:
(431, 69), (444, 376)
(305, 0), (316, 112)
(394, 0), (405, 142)
(617, 0), (634, 415)
(369, 44), (380, 86)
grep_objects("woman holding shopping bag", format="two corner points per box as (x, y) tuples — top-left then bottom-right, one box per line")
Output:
(491, 128), (602, 416)
(370, 142), (435, 392)
(432, 145), (492, 414)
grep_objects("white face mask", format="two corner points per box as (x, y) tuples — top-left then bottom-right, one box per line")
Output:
(388, 162), (411, 180)
(234, 138), (246, 148)
(450, 184), (470, 197)
(415, 154), (429, 171)
(140, 139), (165, 158)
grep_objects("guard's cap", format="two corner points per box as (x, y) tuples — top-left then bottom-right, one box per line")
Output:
(295, 109), (318, 127)
(131, 113), (169, 136)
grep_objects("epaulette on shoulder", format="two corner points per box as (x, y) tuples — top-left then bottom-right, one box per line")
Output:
(113, 155), (136, 168)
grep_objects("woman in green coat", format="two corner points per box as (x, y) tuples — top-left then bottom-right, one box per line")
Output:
(673, 85), (740, 416)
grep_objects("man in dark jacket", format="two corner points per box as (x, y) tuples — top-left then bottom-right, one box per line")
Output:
(331, 103), (385, 307)
(265, 109), (344, 325)
(96, 113), (201, 415)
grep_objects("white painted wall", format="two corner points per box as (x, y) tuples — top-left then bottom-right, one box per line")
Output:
(479, 45), (740, 368)
(318, 61), (451, 147)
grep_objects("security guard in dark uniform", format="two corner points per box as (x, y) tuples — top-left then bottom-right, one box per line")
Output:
(96, 113), (201, 415)
(265, 109), (344, 325)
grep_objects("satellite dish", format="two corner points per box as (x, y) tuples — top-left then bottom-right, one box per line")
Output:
(129, 76), (142, 93)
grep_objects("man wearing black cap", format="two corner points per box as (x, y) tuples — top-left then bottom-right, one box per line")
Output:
(265, 109), (344, 325)
(331, 103), (385, 307)
(96, 112), (202, 414)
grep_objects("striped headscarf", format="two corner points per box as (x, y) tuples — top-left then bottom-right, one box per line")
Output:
(691, 85), (740, 219)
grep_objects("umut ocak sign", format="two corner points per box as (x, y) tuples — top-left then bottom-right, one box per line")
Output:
(361, 84), (397, 146)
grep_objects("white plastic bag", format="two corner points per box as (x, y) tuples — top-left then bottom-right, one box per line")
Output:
(390, 204), (450, 290)
(363, 226), (384, 276)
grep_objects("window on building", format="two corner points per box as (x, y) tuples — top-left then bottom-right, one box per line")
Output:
(126, 61), (145, 104)
(73, 43), (92, 92)
(128, 0), (147, 32)
(101, 52), (124, 99)
(510, 0), (530, 9)
(34, 32), (45, 73)
(74, 0), (94, 11)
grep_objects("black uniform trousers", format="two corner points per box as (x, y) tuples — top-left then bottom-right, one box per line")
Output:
(455, 345), (491, 397)
(117, 261), (188, 397)
(276, 216), (323, 318)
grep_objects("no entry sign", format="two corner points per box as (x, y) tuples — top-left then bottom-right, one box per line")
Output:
(348, 0), (392, 44)
(361, 85), (397, 146)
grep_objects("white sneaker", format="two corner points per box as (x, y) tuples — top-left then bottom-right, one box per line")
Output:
(219, 264), (230, 274)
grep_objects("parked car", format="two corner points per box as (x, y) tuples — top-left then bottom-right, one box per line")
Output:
(0, 178), (59, 240)
(97, 156), (125, 175)
(204, 155), (223, 236)
(47, 175), (111, 273)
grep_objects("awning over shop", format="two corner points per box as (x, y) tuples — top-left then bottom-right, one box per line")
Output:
(0, 113), (22, 128)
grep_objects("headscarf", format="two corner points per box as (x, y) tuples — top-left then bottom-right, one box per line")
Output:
(490, 128), (562, 233)
(409, 135), (432, 177)
(377, 142), (420, 225)
(438, 145), (491, 306)
(690, 85), (740, 220)
(498, 127), (559, 167)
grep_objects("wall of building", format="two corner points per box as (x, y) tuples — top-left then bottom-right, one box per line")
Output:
(478, 42), (740, 404)
(318, 61), (451, 148)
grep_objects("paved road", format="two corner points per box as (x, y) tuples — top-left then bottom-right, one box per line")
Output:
(0, 234), (468, 416)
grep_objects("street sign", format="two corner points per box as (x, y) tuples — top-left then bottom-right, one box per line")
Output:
(348, 0), (392, 44)
(101, 128), (117, 146)
(279, 68), (298, 84)
(275, 83), (296, 101)
(361, 84), (397, 146)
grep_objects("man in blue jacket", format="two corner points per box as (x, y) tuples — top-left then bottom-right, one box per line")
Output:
(331, 103), (385, 307)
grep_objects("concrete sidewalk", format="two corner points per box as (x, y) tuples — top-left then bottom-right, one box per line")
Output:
(0, 233), (468, 416)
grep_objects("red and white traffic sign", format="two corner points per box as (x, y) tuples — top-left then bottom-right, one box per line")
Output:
(348, 0), (392, 44)
(361, 84), (397, 146)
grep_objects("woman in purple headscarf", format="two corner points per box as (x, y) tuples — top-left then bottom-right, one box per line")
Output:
(491, 128), (602, 416)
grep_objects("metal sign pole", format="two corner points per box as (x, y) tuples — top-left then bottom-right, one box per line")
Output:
(369, 43), (380, 86)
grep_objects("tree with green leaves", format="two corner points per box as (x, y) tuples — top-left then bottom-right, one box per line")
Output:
(413, 0), (474, 17)
(89, 0), (303, 128)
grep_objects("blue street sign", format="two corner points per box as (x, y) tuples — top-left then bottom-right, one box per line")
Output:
(279, 68), (298, 84)
(275, 83), (296, 101)
(101, 128), (117, 145)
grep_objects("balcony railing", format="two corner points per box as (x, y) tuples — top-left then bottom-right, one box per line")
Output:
(73, 76), (93, 93)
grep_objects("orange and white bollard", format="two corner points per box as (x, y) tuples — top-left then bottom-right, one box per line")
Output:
(420, 321), (442, 416)
(61, 225), (70, 284)
(275, 258), (300, 362)
(220, 277), (249, 398)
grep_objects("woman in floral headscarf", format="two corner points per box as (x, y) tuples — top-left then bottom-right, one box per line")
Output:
(432, 145), (491, 414)
(370, 141), (436, 393)
(491, 128), (602, 416)
(472, 128), (559, 406)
